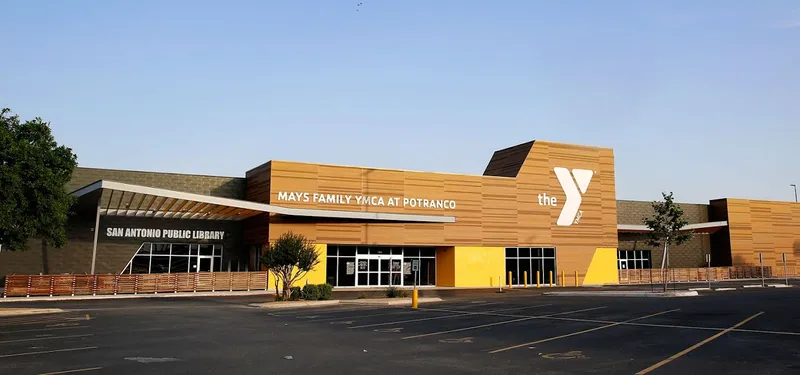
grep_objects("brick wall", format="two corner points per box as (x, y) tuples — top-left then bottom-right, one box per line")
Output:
(616, 200), (712, 268)
(67, 167), (246, 199)
(0, 216), (245, 276)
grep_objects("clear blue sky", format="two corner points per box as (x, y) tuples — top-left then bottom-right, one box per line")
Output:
(3, 1), (799, 203)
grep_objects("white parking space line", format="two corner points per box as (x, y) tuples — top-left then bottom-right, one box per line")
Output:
(401, 306), (606, 340)
(635, 312), (764, 374)
(268, 305), (397, 317)
(0, 334), (94, 344)
(0, 346), (98, 359)
(488, 309), (679, 354)
(38, 366), (103, 375)
(311, 310), (418, 323)
(531, 315), (800, 337)
(348, 313), (467, 329)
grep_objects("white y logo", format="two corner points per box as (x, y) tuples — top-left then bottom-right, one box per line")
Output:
(554, 168), (594, 226)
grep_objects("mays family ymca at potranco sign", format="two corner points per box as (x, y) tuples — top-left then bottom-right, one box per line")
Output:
(276, 191), (458, 210)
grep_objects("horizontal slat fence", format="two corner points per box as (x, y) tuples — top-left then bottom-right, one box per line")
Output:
(3, 272), (268, 298)
(618, 266), (798, 284)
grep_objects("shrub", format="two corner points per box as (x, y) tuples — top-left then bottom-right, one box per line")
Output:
(289, 286), (302, 301)
(275, 295), (285, 302)
(318, 283), (333, 300)
(302, 284), (321, 301)
(385, 286), (409, 298)
(357, 292), (367, 299)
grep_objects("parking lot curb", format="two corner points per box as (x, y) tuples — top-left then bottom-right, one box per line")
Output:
(0, 307), (65, 316)
(340, 297), (443, 305)
(767, 284), (792, 288)
(743, 285), (764, 288)
(248, 300), (341, 309)
(714, 288), (737, 291)
(0, 290), (273, 303)
(542, 290), (699, 298)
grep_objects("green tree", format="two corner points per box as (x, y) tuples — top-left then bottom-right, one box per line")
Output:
(0, 108), (78, 251)
(644, 192), (693, 291)
(260, 231), (321, 300)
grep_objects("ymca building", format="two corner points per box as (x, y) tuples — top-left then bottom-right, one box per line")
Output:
(1, 140), (797, 288)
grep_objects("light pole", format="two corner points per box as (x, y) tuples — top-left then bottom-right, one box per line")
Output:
(791, 184), (798, 203)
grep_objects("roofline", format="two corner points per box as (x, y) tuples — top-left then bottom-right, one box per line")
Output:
(75, 166), (243, 180)
(71, 180), (456, 224)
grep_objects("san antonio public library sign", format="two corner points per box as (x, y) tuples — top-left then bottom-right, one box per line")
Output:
(106, 228), (226, 240)
(276, 191), (457, 210)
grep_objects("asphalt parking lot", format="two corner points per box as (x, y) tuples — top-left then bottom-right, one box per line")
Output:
(1, 288), (799, 374)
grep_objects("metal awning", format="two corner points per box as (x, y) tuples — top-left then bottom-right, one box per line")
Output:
(617, 221), (728, 234)
(71, 180), (456, 223)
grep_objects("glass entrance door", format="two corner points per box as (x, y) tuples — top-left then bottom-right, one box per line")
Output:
(356, 254), (403, 287)
(197, 256), (213, 272)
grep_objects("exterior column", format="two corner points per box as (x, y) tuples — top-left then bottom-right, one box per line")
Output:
(90, 201), (101, 274)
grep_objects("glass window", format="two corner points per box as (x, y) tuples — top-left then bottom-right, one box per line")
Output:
(338, 257), (356, 287)
(172, 244), (190, 256)
(339, 246), (356, 257)
(138, 243), (152, 254)
(616, 250), (652, 270)
(357, 247), (368, 255)
(170, 256), (190, 273)
(404, 248), (419, 257)
(420, 248), (435, 257)
(420, 258), (436, 285)
(153, 243), (170, 255)
(505, 247), (557, 285)
(122, 242), (224, 274)
(519, 258), (532, 284)
(199, 245), (214, 256)
(327, 246), (338, 257)
(390, 247), (402, 255)
(131, 256), (150, 273)
(326, 257), (338, 285)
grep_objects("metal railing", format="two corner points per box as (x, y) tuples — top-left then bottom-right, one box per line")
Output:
(618, 266), (797, 284)
(2, 272), (269, 298)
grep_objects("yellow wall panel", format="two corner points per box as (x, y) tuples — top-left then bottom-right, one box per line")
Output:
(453, 247), (505, 287)
(582, 248), (619, 285)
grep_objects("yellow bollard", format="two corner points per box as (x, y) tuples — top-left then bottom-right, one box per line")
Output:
(561, 271), (565, 287)
(524, 271), (528, 288)
(574, 271), (579, 287)
(411, 289), (419, 309)
(508, 271), (513, 289)
(549, 271), (553, 287)
(536, 271), (541, 288)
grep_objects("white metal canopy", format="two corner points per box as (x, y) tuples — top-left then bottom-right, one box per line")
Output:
(617, 221), (728, 234)
(71, 180), (457, 224)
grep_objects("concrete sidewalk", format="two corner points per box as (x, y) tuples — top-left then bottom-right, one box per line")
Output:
(544, 290), (699, 298)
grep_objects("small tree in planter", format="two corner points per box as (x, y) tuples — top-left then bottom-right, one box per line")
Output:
(260, 231), (321, 301)
(644, 192), (693, 291)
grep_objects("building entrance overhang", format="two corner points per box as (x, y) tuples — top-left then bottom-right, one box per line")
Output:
(617, 221), (728, 235)
(70, 180), (457, 223)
